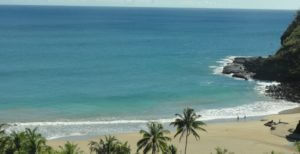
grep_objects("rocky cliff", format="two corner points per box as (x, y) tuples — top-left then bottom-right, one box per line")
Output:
(244, 11), (300, 82)
(223, 11), (300, 102)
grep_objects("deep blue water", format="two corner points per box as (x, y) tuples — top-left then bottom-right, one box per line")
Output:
(0, 5), (298, 138)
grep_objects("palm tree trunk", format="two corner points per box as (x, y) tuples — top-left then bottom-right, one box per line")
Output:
(152, 145), (156, 154)
(184, 134), (188, 154)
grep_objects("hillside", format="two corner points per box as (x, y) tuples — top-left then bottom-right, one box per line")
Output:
(244, 11), (300, 82)
(222, 11), (300, 102)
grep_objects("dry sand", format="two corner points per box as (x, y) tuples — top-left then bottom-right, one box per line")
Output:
(48, 113), (300, 154)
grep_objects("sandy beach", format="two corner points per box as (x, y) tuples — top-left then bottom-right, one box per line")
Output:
(47, 110), (300, 154)
(1, 4), (300, 154)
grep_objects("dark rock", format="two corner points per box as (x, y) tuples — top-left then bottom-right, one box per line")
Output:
(221, 12), (300, 103)
(294, 121), (300, 134)
(222, 55), (300, 103)
(222, 58), (256, 80)
(286, 133), (300, 141)
(233, 57), (247, 64)
(265, 82), (300, 103)
(264, 120), (276, 127)
(232, 72), (248, 80)
(286, 120), (300, 141)
(289, 128), (294, 133)
(278, 121), (289, 124)
(222, 64), (244, 74)
(233, 57), (261, 65)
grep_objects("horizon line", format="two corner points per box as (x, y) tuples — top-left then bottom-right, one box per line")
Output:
(0, 4), (298, 11)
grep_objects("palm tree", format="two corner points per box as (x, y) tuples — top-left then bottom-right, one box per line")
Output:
(24, 128), (47, 154)
(163, 145), (177, 154)
(115, 141), (131, 154)
(3, 140), (16, 154)
(170, 108), (206, 154)
(0, 124), (9, 154)
(43, 145), (56, 154)
(137, 122), (171, 154)
(11, 131), (26, 153)
(58, 141), (83, 154)
(89, 135), (129, 154)
(0, 124), (6, 135)
(2, 131), (26, 154)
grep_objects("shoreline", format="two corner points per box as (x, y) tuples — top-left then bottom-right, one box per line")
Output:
(221, 56), (300, 103)
(48, 105), (300, 140)
(47, 107), (300, 154)
(5, 55), (299, 143)
(280, 107), (300, 114)
(6, 53), (300, 141)
(6, 102), (298, 141)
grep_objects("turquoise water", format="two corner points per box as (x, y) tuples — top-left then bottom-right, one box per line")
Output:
(0, 6), (298, 138)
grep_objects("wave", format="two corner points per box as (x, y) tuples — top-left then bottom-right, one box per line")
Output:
(199, 99), (298, 121)
(254, 81), (280, 95)
(4, 56), (298, 140)
(11, 120), (150, 127)
(9, 119), (179, 127)
(6, 99), (298, 140)
(9, 100), (295, 128)
(209, 56), (282, 95)
(47, 133), (86, 140)
(207, 56), (299, 119)
(209, 56), (237, 75)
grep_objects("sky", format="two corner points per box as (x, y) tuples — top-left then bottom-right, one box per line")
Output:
(0, 0), (300, 10)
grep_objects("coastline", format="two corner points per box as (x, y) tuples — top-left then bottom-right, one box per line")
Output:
(41, 61), (300, 153)
(47, 109), (300, 154)
(6, 54), (299, 142)
(280, 107), (300, 114)
(6, 55), (299, 141)
(0, 7), (299, 154)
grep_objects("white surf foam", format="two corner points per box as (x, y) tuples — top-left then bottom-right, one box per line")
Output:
(7, 97), (298, 140)
(254, 81), (280, 95)
(6, 119), (176, 139)
(198, 99), (298, 121)
(11, 120), (150, 127)
(208, 56), (299, 119)
(5, 56), (298, 140)
(47, 132), (86, 140)
(209, 56), (237, 75)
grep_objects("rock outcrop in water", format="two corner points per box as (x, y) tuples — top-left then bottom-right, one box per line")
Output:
(223, 11), (300, 103)
(222, 57), (259, 80)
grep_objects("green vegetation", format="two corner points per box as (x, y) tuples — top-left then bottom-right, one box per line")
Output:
(137, 122), (171, 154)
(295, 142), (300, 154)
(58, 142), (83, 154)
(0, 126), (51, 154)
(246, 11), (300, 82)
(25, 128), (48, 154)
(163, 145), (177, 154)
(89, 135), (130, 154)
(170, 108), (206, 154)
(1, 108), (299, 154)
(2, 8), (300, 154)
(280, 11), (300, 49)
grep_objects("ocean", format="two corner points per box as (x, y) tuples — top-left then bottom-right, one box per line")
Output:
(0, 5), (298, 139)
